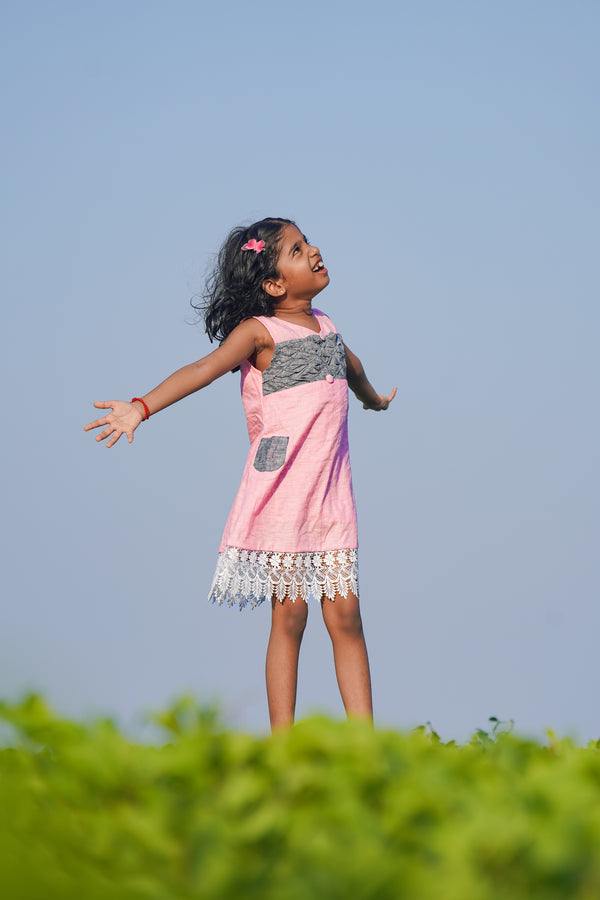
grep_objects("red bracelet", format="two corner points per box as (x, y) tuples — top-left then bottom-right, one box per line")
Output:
(131, 397), (150, 421)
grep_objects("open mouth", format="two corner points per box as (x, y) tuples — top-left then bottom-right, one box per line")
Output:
(312, 260), (326, 272)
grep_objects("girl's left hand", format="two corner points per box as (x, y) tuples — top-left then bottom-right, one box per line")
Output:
(364, 387), (397, 411)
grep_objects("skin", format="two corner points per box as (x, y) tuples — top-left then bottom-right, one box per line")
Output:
(85, 222), (396, 730)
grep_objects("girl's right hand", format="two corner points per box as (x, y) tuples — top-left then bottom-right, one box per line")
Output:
(84, 400), (144, 448)
(363, 387), (397, 411)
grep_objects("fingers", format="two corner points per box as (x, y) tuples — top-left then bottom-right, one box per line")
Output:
(84, 402), (114, 432)
(380, 386), (397, 409)
(362, 387), (397, 411)
(84, 416), (108, 431)
(376, 387), (397, 411)
(104, 426), (123, 448)
(87, 420), (119, 444)
(97, 425), (115, 443)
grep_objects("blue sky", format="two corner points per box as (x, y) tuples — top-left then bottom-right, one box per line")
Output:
(2, 0), (599, 742)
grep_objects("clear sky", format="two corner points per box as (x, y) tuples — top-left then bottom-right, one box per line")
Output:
(2, 0), (599, 743)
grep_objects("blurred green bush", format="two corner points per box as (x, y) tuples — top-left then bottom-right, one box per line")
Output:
(1, 694), (600, 899)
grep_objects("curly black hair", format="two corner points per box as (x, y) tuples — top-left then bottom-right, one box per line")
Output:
(196, 217), (295, 344)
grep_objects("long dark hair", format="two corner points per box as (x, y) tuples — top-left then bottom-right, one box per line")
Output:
(196, 217), (295, 344)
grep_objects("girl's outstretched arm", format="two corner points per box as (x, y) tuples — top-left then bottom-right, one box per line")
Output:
(84, 319), (268, 447)
(344, 343), (397, 411)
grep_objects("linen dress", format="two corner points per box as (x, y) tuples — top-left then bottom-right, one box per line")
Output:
(208, 309), (358, 608)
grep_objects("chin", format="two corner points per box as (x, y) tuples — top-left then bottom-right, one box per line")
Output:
(314, 276), (330, 295)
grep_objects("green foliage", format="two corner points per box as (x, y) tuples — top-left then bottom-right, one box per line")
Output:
(1, 697), (600, 898)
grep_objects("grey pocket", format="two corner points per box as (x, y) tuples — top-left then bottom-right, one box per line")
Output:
(254, 436), (289, 472)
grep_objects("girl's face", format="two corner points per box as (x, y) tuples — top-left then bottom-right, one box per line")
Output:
(268, 224), (329, 302)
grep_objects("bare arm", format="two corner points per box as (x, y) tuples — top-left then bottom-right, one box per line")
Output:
(344, 343), (397, 411)
(84, 319), (267, 447)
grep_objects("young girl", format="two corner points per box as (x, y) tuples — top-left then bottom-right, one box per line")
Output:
(85, 217), (396, 730)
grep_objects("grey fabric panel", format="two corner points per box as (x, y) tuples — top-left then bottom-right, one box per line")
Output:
(253, 435), (289, 472)
(263, 333), (346, 395)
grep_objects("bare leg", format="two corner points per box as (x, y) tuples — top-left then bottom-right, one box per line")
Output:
(321, 590), (373, 721)
(265, 597), (308, 730)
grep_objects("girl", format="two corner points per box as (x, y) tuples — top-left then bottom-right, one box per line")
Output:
(85, 217), (396, 730)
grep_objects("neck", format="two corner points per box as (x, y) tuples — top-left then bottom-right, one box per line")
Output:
(273, 298), (314, 319)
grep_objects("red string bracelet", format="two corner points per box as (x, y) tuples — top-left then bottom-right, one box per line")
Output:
(131, 397), (150, 421)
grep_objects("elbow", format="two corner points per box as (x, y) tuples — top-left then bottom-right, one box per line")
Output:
(189, 359), (217, 391)
(347, 364), (365, 392)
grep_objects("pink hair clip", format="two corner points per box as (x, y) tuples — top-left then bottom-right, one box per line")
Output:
(242, 238), (265, 253)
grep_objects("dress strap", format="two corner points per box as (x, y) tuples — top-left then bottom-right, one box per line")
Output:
(252, 310), (334, 343)
(251, 315), (283, 343)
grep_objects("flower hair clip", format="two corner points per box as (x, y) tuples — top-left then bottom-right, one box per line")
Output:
(242, 238), (265, 253)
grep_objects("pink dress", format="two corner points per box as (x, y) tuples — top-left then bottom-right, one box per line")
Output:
(209, 309), (358, 608)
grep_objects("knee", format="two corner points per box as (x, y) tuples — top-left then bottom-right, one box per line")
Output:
(324, 598), (364, 639)
(272, 599), (308, 641)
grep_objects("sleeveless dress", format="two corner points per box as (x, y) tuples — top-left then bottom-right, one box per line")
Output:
(208, 309), (359, 609)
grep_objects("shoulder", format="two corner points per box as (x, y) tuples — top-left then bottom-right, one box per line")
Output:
(313, 308), (340, 336)
(228, 316), (274, 351)
(313, 308), (334, 325)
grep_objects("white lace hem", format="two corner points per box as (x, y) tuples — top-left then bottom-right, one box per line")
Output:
(209, 547), (359, 609)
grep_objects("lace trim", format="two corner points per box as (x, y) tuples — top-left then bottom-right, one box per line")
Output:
(209, 547), (359, 609)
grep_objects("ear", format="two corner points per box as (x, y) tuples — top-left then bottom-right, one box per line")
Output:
(263, 278), (286, 298)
